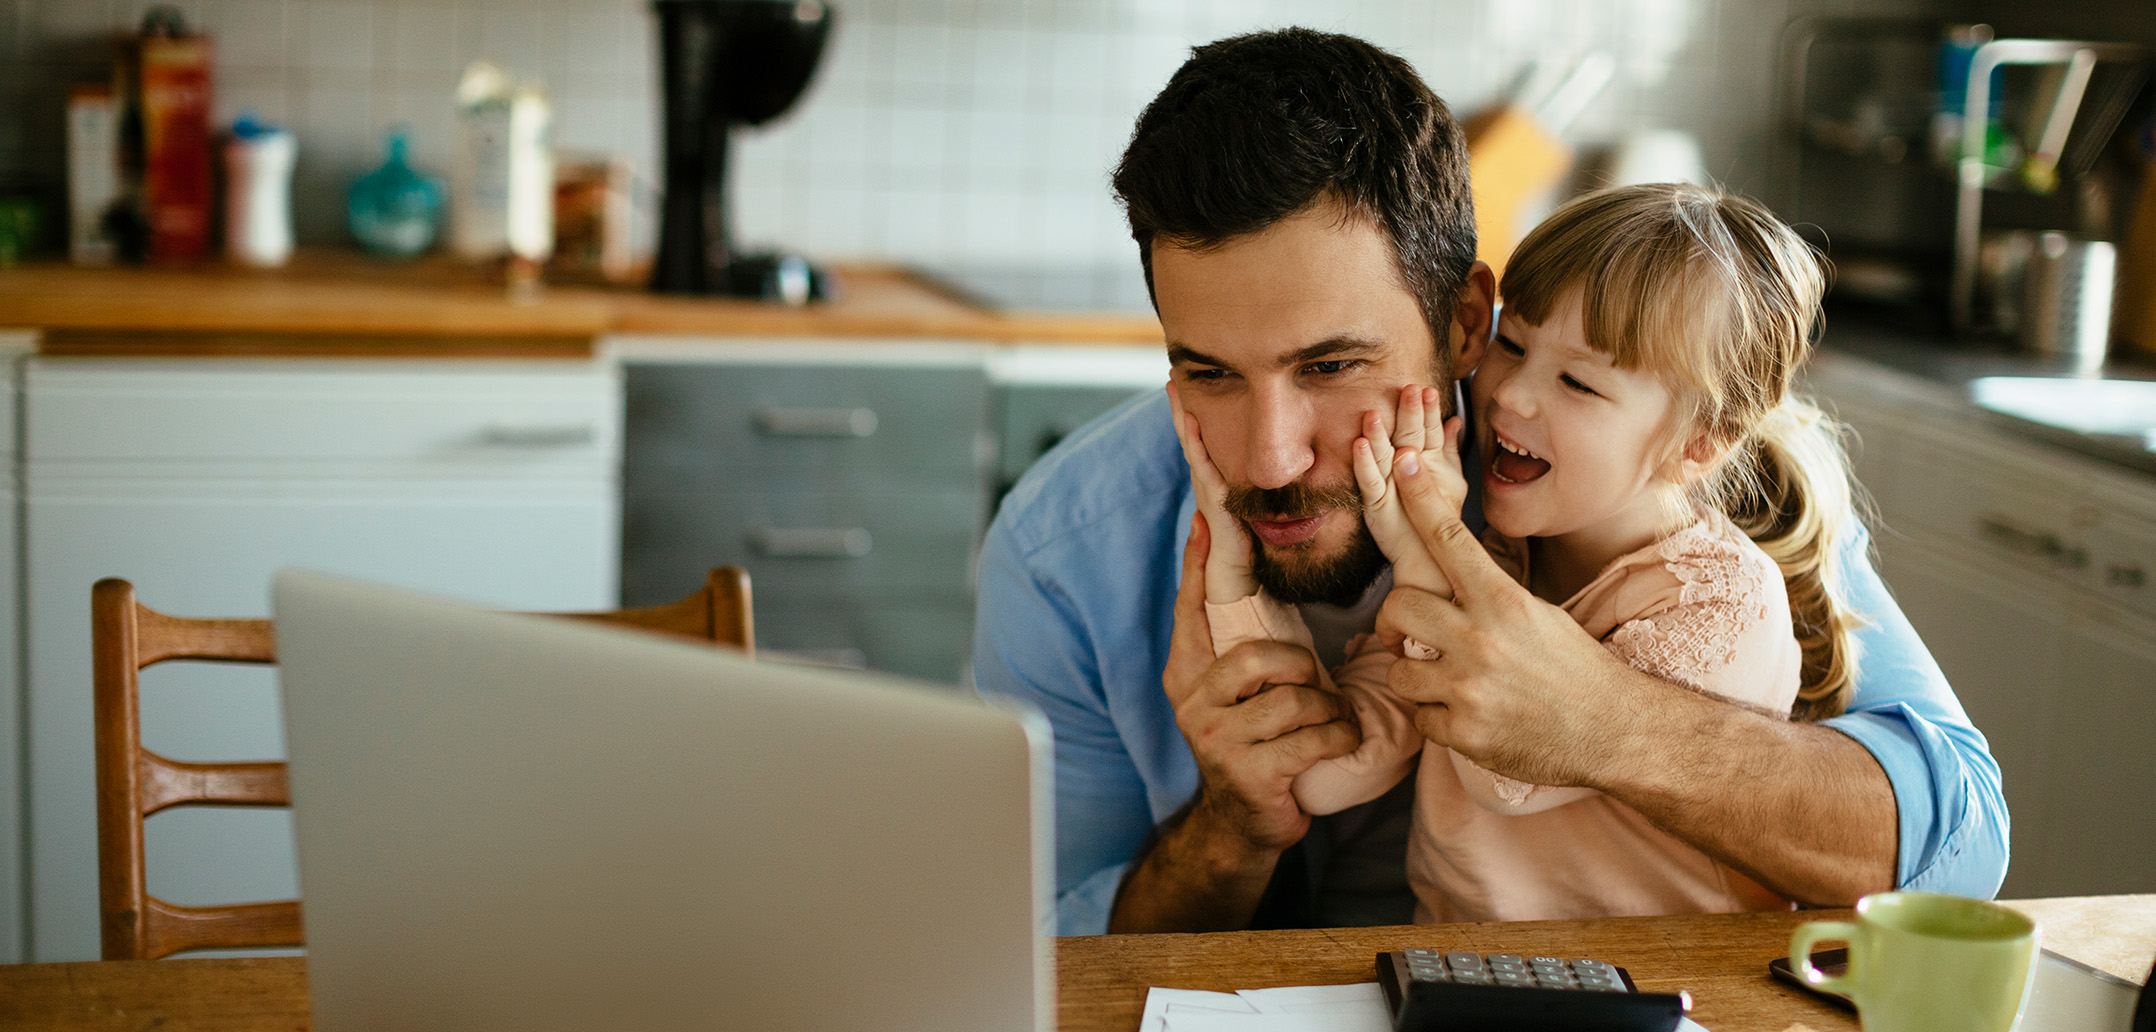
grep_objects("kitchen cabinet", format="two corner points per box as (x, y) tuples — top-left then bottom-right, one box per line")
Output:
(21, 357), (621, 962)
(617, 341), (1164, 683)
(1811, 354), (2156, 897)
(0, 334), (28, 963)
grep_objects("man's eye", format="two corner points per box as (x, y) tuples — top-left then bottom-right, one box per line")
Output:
(1304, 360), (1358, 376)
(1181, 368), (1229, 382)
(1561, 375), (1600, 397)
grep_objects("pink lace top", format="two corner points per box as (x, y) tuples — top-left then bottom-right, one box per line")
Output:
(1204, 507), (1803, 922)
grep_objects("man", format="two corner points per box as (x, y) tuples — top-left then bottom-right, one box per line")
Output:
(972, 29), (2007, 936)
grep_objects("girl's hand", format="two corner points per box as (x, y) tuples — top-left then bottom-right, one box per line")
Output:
(1352, 385), (1466, 600)
(1168, 380), (1256, 604)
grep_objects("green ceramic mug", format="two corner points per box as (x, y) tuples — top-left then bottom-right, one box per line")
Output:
(1789, 891), (2040, 1032)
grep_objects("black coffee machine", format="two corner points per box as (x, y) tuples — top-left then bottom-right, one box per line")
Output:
(651, 0), (835, 302)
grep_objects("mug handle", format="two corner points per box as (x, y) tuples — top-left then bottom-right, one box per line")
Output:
(1789, 921), (1861, 994)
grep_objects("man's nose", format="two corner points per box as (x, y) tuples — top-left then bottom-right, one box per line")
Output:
(1241, 392), (1316, 490)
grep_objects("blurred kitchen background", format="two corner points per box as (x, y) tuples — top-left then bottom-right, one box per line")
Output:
(5, 0), (2134, 285)
(1, 0), (2155, 967)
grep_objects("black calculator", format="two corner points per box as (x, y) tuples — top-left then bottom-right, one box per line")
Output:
(1376, 949), (1691, 1032)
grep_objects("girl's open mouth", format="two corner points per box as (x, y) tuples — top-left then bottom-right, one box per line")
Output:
(1489, 436), (1551, 485)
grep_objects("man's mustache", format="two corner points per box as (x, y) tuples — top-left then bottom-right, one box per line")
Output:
(1222, 479), (1364, 523)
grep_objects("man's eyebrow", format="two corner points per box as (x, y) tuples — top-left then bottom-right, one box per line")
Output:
(1166, 343), (1228, 367)
(1279, 337), (1386, 366)
(1166, 337), (1388, 370)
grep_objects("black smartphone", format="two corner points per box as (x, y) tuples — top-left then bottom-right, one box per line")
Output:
(1770, 947), (2149, 1030)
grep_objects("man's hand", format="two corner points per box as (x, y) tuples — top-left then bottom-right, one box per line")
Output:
(1168, 381), (1257, 606)
(1372, 447), (1641, 785)
(1110, 512), (1361, 933)
(1374, 446), (1898, 906)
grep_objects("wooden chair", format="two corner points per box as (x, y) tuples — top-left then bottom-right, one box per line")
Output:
(92, 568), (754, 960)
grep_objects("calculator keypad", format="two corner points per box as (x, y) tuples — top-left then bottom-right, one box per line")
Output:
(1401, 949), (1630, 992)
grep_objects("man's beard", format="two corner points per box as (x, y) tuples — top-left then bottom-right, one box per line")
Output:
(1223, 479), (1387, 607)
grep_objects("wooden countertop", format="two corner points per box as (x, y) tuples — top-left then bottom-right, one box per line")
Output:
(0, 252), (1164, 358)
(1, 896), (2147, 1031)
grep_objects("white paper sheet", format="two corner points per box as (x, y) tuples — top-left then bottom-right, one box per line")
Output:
(1138, 984), (1715, 1032)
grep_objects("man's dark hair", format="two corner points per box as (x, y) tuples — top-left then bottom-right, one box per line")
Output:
(1112, 28), (1477, 344)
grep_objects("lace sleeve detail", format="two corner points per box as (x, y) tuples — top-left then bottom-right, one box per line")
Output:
(1605, 529), (1781, 698)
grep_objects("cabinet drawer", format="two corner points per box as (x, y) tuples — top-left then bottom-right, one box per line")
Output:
(622, 488), (982, 603)
(2085, 510), (2156, 622)
(25, 359), (619, 469)
(1893, 433), (2091, 584)
(994, 384), (1151, 484)
(624, 363), (989, 478)
(755, 601), (975, 685)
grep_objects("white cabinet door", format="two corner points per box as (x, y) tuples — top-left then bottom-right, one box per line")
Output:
(23, 358), (621, 962)
(1873, 536), (2066, 898)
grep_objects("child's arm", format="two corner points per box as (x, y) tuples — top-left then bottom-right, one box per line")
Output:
(1354, 387), (1598, 816)
(1204, 593), (1422, 815)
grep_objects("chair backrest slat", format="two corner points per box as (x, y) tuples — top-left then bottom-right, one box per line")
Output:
(94, 568), (753, 960)
(137, 754), (289, 815)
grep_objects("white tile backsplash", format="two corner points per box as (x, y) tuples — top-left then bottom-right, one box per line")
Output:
(3, 0), (1961, 269)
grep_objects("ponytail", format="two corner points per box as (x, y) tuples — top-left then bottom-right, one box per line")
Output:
(1715, 396), (1866, 721)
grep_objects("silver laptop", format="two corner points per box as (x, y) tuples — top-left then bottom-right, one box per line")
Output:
(272, 570), (1054, 1032)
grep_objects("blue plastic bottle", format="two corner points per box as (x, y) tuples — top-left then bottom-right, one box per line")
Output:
(348, 127), (443, 257)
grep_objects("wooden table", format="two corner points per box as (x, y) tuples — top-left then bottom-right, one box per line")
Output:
(3, 896), (2148, 1031)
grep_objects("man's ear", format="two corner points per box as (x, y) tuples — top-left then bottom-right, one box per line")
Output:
(1447, 262), (1497, 374)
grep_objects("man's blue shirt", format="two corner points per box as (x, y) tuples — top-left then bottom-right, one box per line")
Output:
(971, 389), (2010, 936)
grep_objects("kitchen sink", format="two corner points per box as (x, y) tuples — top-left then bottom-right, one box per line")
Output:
(1969, 376), (2156, 451)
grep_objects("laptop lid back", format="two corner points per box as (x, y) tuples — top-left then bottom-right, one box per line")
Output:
(273, 570), (1053, 1032)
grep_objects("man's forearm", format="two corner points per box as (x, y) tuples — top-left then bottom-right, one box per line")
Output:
(1594, 675), (1899, 907)
(1107, 799), (1286, 933)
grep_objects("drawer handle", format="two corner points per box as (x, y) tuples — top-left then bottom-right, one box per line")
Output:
(755, 406), (878, 438)
(1975, 514), (2087, 569)
(476, 424), (598, 448)
(751, 527), (872, 559)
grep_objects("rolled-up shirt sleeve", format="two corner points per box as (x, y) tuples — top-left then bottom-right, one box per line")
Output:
(972, 515), (1153, 936)
(1823, 525), (2010, 897)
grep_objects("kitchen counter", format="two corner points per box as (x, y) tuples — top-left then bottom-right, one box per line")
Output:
(0, 251), (1165, 357)
(1813, 310), (2156, 478)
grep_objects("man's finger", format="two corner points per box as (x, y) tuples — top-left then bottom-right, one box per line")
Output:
(1393, 446), (1520, 602)
(1258, 719), (1362, 775)
(1375, 584), (1472, 658)
(1164, 512), (1216, 705)
(1205, 639), (1324, 707)
(1215, 680), (1345, 745)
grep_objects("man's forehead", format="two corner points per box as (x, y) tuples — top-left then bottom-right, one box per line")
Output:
(1150, 207), (1431, 367)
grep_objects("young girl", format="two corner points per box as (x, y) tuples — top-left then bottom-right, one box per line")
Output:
(1170, 183), (1865, 922)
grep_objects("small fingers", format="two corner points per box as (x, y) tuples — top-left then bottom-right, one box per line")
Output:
(1423, 386), (1447, 443)
(1392, 384), (1427, 452)
(1351, 437), (1391, 510)
(1361, 407), (1395, 471)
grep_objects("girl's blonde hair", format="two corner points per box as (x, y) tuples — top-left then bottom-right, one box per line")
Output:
(1500, 183), (1863, 721)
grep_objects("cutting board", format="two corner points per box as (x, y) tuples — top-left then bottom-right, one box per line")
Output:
(1465, 105), (1574, 285)
(2117, 157), (2156, 359)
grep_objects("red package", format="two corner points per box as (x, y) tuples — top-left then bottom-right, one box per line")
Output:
(140, 33), (213, 263)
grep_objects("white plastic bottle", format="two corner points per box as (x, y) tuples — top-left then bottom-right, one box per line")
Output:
(504, 81), (555, 268)
(224, 114), (298, 267)
(451, 62), (514, 261)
